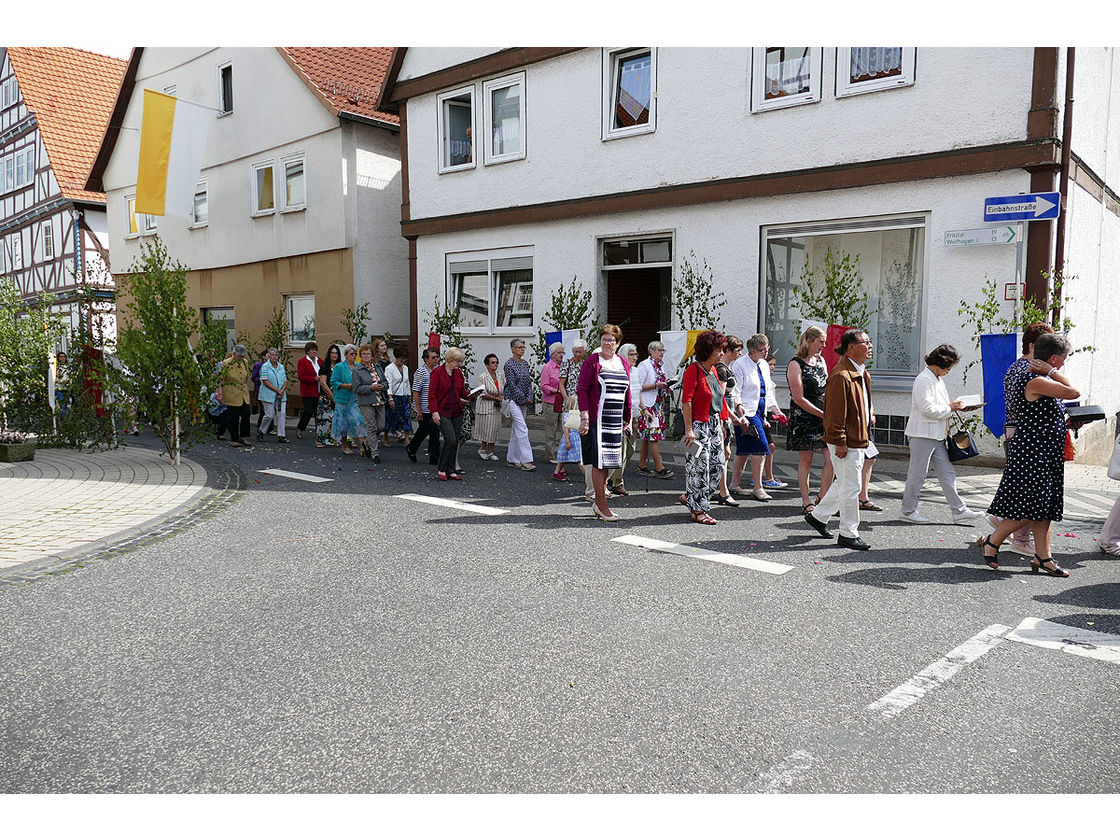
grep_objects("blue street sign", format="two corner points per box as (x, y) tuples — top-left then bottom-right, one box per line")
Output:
(983, 192), (1061, 222)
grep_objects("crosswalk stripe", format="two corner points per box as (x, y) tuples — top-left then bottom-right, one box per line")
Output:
(258, 468), (334, 483)
(611, 534), (793, 575)
(1006, 617), (1120, 665)
(394, 493), (508, 516)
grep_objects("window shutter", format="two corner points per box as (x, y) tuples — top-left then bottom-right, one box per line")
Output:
(491, 257), (533, 272)
(449, 260), (488, 274)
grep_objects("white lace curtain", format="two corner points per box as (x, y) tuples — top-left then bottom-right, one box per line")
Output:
(850, 48), (903, 81)
(765, 48), (811, 97)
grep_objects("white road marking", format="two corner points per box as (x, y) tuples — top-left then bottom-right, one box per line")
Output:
(866, 623), (1011, 719)
(756, 749), (817, 793)
(258, 468), (334, 483)
(872, 477), (907, 493)
(1079, 490), (1120, 508)
(1005, 617), (1120, 665)
(395, 493), (508, 516)
(611, 534), (793, 575)
(1059, 497), (1110, 519)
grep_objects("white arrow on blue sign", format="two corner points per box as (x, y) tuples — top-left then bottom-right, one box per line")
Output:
(983, 192), (1061, 222)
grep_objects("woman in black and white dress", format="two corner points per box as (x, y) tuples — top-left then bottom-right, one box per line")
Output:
(577, 324), (633, 522)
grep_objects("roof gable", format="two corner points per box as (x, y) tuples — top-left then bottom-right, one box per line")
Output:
(6, 47), (127, 204)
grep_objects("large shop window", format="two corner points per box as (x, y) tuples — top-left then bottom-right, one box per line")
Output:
(447, 250), (534, 333)
(763, 217), (926, 378)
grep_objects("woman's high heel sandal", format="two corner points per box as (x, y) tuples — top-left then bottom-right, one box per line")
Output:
(975, 534), (1000, 570)
(1030, 554), (1070, 577)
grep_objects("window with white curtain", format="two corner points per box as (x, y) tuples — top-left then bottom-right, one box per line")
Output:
(602, 48), (657, 140)
(438, 87), (475, 173)
(835, 48), (916, 97)
(751, 48), (822, 112)
(483, 73), (525, 165)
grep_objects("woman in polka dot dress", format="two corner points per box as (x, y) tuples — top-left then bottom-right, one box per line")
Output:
(979, 333), (1080, 577)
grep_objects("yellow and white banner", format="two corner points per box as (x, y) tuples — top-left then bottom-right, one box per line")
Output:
(136, 89), (211, 218)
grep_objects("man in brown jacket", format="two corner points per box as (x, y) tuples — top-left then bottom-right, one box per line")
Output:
(804, 328), (873, 550)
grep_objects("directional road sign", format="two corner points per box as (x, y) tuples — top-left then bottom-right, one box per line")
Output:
(944, 226), (1021, 246)
(983, 192), (1060, 222)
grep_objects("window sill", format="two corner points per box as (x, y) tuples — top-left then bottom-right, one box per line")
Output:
(438, 162), (477, 175)
(483, 153), (525, 167)
(189, 222), (208, 230)
(836, 79), (915, 98)
(251, 210), (276, 218)
(752, 95), (820, 113)
(280, 205), (306, 215)
(602, 124), (655, 142)
(217, 110), (233, 118)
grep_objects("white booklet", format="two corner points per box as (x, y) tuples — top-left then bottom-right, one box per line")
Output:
(956, 394), (984, 410)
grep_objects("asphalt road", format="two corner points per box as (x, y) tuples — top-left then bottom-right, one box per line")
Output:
(1, 430), (1117, 794)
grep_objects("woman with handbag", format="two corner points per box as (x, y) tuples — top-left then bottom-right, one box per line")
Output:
(979, 333), (1080, 576)
(899, 344), (980, 524)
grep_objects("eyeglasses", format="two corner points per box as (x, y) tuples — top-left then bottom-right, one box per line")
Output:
(601, 337), (617, 344)
(855, 340), (874, 345)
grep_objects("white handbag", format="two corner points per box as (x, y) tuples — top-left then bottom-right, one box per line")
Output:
(1108, 433), (1120, 481)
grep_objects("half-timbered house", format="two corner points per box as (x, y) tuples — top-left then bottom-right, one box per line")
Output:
(0, 47), (126, 345)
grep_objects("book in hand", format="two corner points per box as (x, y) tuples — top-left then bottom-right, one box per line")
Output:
(467, 386), (485, 399)
(955, 394), (984, 411)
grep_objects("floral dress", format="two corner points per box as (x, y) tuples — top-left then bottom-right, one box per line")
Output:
(637, 358), (668, 442)
(316, 362), (337, 446)
(786, 356), (827, 451)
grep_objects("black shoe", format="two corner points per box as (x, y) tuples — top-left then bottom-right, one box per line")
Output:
(277, 436), (288, 443)
(256, 432), (264, 442)
(373, 454), (381, 464)
(837, 535), (871, 551)
(804, 511), (833, 538)
(712, 495), (740, 507)
(406, 448), (417, 462)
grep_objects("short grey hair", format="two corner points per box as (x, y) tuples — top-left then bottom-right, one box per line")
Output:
(549, 341), (565, 357)
(619, 343), (636, 357)
(341, 344), (358, 357)
(647, 340), (664, 354)
(510, 338), (526, 350)
(266, 347), (279, 356)
(572, 339), (588, 351)
(232, 344), (248, 357)
(1034, 332), (1071, 360)
(746, 333), (770, 352)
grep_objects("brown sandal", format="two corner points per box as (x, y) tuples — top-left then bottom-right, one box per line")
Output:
(859, 499), (883, 512)
(691, 510), (718, 525)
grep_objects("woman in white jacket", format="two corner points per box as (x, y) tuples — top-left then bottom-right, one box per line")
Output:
(900, 344), (981, 524)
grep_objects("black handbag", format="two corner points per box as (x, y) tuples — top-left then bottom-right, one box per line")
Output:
(946, 413), (980, 462)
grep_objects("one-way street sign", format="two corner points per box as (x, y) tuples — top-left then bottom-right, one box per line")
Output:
(983, 192), (1061, 222)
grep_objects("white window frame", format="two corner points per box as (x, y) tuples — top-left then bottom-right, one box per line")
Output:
(750, 48), (822, 113)
(11, 234), (22, 270)
(124, 194), (156, 238)
(437, 86), (476, 174)
(446, 246), (534, 336)
(0, 237), (6, 273)
(217, 62), (233, 115)
(482, 73), (526, 166)
(760, 212), (929, 385)
(42, 222), (54, 260)
(285, 294), (316, 346)
(280, 154), (306, 212)
(835, 48), (916, 98)
(190, 180), (208, 228)
(602, 47), (657, 141)
(251, 161), (276, 216)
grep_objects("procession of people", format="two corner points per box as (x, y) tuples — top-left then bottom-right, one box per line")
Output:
(213, 320), (1100, 577)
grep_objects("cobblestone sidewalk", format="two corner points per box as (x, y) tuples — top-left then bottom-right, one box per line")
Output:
(0, 446), (208, 572)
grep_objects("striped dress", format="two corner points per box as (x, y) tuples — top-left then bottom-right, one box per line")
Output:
(594, 355), (630, 469)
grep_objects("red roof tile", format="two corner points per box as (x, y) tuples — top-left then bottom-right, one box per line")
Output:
(278, 47), (399, 127)
(6, 47), (127, 204)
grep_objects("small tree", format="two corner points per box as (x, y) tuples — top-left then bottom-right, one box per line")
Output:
(791, 248), (871, 336)
(531, 275), (602, 368)
(113, 237), (210, 464)
(341, 302), (370, 346)
(423, 297), (476, 377)
(0, 279), (66, 435)
(672, 252), (728, 332)
(258, 306), (292, 370)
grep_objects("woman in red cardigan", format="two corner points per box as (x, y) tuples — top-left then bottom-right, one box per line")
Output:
(577, 324), (633, 522)
(295, 341), (320, 439)
(679, 330), (731, 524)
(428, 346), (472, 481)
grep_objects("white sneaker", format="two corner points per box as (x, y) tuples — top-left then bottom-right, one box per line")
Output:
(479, 449), (488, 460)
(751, 488), (772, 501)
(899, 510), (932, 524)
(488, 453), (500, 461)
(953, 507), (982, 523)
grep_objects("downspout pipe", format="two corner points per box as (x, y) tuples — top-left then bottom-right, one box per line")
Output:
(1052, 47), (1076, 326)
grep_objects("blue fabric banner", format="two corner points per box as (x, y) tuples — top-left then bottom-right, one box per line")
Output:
(544, 330), (562, 351)
(980, 333), (1019, 437)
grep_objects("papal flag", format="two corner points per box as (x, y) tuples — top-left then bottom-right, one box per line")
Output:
(136, 90), (212, 218)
